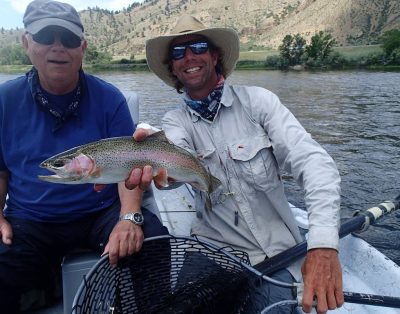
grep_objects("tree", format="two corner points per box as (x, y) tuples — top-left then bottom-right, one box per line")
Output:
(380, 29), (400, 56)
(279, 35), (293, 62)
(0, 45), (30, 65)
(84, 46), (112, 64)
(278, 34), (306, 66)
(305, 31), (337, 62)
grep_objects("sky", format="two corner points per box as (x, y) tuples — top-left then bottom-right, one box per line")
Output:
(0, 0), (137, 29)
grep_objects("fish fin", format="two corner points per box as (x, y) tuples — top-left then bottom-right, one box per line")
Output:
(204, 193), (212, 211)
(89, 167), (102, 178)
(157, 181), (184, 190)
(147, 130), (170, 143)
(38, 174), (82, 183)
(188, 181), (206, 191)
(208, 174), (222, 193)
(94, 184), (106, 192)
(154, 168), (169, 187)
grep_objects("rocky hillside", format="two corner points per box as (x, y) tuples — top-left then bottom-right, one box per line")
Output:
(1, 0), (399, 57)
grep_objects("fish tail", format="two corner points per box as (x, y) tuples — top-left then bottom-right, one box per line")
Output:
(208, 174), (222, 193)
(203, 174), (221, 210)
(204, 193), (212, 211)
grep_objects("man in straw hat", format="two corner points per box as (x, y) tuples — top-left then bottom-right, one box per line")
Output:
(129, 15), (343, 313)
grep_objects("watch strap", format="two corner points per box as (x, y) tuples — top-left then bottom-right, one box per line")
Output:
(119, 212), (144, 226)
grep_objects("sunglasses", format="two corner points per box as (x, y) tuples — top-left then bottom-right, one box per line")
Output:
(170, 41), (210, 60)
(31, 29), (82, 49)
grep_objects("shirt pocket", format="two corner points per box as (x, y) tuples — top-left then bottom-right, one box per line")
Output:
(227, 135), (281, 194)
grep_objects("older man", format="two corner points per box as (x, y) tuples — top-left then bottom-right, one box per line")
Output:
(134, 15), (344, 313)
(0, 1), (167, 311)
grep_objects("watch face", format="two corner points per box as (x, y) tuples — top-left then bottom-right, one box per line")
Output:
(133, 212), (144, 224)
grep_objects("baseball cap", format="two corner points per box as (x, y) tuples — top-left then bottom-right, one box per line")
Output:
(23, 0), (84, 37)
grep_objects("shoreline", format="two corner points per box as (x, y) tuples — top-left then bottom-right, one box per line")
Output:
(1, 63), (399, 74)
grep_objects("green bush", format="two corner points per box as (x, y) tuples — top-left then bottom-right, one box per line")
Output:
(380, 29), (400, 56)
(386, 47), (400, 65)
(265, 55), (281, 68)
(0, 45), (30, 65)
(84, 46), (112, 64)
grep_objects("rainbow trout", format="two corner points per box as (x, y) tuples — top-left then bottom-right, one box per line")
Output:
(38, 131), (221, 209)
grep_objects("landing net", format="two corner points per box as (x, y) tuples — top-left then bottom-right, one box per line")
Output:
(72, 235), (289, 313)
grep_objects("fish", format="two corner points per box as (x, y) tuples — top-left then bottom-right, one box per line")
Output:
(38, 131), (221, 209)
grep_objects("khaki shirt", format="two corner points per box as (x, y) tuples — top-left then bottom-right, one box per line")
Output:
(162, 84), (341, 266)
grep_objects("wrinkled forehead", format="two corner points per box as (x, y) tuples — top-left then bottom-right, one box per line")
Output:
(170, 34), (208, 47)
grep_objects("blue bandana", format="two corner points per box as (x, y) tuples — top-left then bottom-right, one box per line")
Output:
(27, 67), (84, 132)
(184, 80), (224, 122)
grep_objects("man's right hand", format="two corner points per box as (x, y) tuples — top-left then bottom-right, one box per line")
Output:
(124, 128), (168, 191)
(0, 216), (12, 245)
(301, 248), (344, 313)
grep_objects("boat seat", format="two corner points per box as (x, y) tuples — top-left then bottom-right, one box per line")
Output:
(124, 90), (139, 125)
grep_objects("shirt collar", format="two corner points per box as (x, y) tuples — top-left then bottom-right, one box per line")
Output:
(183, 82), (233, 123)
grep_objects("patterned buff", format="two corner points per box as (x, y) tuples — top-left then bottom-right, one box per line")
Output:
(184, 76), (225, 122)
(27, 67), (84, 132)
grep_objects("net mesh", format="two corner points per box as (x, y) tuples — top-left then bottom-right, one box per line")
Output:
(72, 235), (264, 314)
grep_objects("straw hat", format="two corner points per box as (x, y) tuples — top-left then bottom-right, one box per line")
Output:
(146, 15), (239, 88)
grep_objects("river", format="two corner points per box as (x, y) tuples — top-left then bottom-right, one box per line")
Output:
(1, 69), (399, 265)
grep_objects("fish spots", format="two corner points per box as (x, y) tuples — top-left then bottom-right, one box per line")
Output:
(38, 134), (222, 196)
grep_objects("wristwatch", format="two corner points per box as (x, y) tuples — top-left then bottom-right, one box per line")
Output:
(119, 212), (144, 226)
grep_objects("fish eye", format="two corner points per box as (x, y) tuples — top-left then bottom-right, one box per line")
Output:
(53, 160), (65, 168)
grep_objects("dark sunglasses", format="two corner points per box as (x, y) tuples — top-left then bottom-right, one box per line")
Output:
(31, 29), (82, 49)
(170, 41), (210, 60)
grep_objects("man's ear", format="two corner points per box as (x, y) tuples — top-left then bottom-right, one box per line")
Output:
(211, 51), (219, 67)
(81, 39), (88, 53)
(21, 33), (29, 51)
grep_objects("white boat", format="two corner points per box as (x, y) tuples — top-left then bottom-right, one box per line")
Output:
(28, 92), (400, 313)
(152, 181), (400, 314)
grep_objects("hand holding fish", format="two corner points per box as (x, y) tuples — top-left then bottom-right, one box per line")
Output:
(92, 128), (164, 192)
(123, 128), (168, 191)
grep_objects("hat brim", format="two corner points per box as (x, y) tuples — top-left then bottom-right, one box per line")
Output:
(146, 28), (239, 88)
(26, 18), (83, 38)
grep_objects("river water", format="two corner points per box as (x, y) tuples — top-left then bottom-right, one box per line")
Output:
(1, 69), (399, 265)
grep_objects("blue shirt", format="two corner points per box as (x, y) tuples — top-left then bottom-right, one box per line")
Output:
(0, 72), (135, 222)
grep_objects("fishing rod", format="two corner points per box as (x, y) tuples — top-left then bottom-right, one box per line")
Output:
(260, 291), (400, 313)
(255, 194), (400, 275)
(254, 194), (400, 310)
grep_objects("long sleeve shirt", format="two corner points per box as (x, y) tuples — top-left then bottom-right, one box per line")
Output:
(162, 84), (341, 267)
